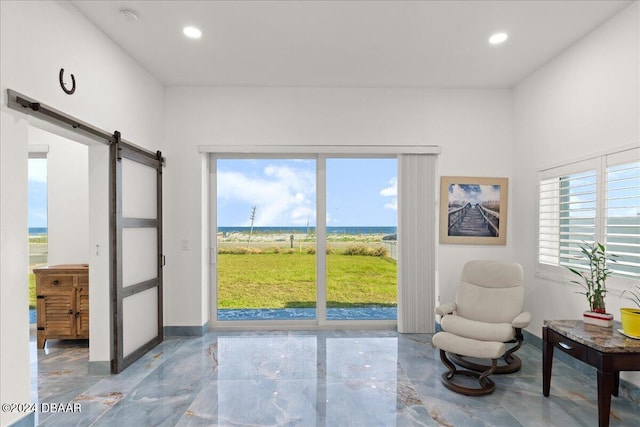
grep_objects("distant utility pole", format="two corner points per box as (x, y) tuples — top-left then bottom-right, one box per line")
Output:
(247, 205), (257, 248)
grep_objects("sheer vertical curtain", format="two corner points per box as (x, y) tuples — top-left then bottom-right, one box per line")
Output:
(398, 154), (437, 333)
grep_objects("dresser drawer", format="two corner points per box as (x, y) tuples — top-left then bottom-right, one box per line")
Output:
(39, 275), (74, 288)
(549, 331), (588, 363)
(76, 273), (88, 287)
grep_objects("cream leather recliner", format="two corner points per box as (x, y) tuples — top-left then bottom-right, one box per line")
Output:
(436, 260), (531, 375)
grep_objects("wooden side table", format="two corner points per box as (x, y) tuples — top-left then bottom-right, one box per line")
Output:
(543, 320), (640, 427)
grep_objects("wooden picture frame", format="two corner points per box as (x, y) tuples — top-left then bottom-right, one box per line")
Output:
(439, 176), (508, 245)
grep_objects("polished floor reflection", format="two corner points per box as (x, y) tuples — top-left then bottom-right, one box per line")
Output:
(33, 330), (639, 426)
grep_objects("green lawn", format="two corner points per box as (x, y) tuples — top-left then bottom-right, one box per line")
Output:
(217, 251), (397, 309)
(27, 247), (397, 310)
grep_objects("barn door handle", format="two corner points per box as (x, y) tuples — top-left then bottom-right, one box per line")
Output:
(68, 310), (73, 315)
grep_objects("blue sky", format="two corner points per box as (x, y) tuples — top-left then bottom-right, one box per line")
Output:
(217, 158), (397, 227)
(28, 159), (47, 228)
(28, 157), (397, 229)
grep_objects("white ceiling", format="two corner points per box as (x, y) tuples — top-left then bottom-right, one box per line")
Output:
(70, 0), (633, 88)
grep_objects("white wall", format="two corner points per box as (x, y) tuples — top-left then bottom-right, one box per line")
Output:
(162, 87), (514, 328)
(0, 1), (164, 425)
(513, 2), (640, 384)
(29, 127), (90, 266)
(0, 110), (30, 427)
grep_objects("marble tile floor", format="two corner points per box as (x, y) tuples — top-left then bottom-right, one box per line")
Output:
(31, 330), (640, 427)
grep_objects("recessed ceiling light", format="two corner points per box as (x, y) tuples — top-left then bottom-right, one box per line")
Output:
(183, 26), (202, 39)
(119, 9), (138, 22)
(489, 32), (508, 45)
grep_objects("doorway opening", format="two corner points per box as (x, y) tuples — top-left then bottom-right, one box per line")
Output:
(27, 127), (92, 415)
(28, 128), (90, 335)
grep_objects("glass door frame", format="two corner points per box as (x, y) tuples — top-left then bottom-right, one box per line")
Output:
(208, 151), (406, 329)
(211, 153), (319, 328)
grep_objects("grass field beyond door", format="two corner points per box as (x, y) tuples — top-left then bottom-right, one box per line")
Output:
(217, 249), (397, 309)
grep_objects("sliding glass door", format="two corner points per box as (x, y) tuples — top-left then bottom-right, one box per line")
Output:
(216, 158), (317, 320)
(214, 155), (398, 323)
(325, 158), (397, 320)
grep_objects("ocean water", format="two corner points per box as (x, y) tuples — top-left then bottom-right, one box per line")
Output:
(29, 227), (48, 236)
(218, 226), (396, 235)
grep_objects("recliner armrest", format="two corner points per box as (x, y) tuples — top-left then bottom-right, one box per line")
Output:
(435, 302), (457, 316)
(512, 311), (531, 329)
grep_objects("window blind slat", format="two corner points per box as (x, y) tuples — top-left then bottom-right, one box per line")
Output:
(606, 159), (640, 277)
(538, 166), (596, 269)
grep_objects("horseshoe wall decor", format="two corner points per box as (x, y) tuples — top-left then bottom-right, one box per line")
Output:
(59, 68), (76, 95)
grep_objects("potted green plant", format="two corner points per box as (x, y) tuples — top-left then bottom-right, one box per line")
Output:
(620, 284), (640, 338)
(566, 242), (615, 327)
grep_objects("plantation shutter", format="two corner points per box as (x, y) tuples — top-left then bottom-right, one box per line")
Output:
(605, 148), (640, 278)
(538, 159), (598, 270)
(538, 176), (561, 265)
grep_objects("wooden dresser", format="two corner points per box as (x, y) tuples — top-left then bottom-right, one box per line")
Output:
(34, 264), (89, 349)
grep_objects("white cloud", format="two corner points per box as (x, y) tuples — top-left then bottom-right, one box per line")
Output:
(384, 200), (397, 211)
(448, 184), (501, 206)
(218, 164), (316, 226)
(380, 177), (397, 211)
(290, 205), (314, 223)
(380, 177), (397, 197)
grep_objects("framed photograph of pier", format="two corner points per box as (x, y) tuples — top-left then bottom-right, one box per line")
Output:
(439, 176), (508, 245)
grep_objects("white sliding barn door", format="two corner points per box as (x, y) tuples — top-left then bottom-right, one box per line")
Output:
(111, 133), (164, 373)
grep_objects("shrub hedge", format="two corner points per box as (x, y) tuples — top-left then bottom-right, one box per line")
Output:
(218, 245), (388, 257)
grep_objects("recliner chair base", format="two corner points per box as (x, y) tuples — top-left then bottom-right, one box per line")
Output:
(449, 352), (521, 375)
(439, 350), (497, 396)
(449, 331), (524, 374)
(432, 332), (505, 396)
